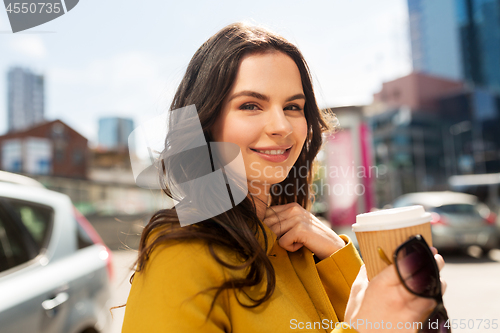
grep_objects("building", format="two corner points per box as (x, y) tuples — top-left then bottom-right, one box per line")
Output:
(407, 0), (463, 80)
(368, 108), (446, 206)
(439, 88), (500, 174)
(7, 67), (45, 132)
(407, 0), (500, 92)
(456, 0), (500, 92)
(372, 72), (464, 112)
(370, 72), (500, 207)
(367, 72), (465, 206)
(98, 117), (134, 151)
(0, 120), (88, 178)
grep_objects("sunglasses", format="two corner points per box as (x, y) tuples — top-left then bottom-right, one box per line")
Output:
(378, 234), (451, 333)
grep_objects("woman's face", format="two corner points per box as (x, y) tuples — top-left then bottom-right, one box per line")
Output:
(212, 51), (308, 191)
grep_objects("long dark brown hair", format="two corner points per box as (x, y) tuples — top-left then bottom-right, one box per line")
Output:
(121, 22), (337, 318)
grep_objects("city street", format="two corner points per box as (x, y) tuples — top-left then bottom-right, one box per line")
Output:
(109, 250), (136, 333)
(107, 249), (500, 333)
(2, 1), (500, 333)
(438, 250), (500, 333)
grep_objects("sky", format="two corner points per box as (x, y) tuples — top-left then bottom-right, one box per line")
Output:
(0, 0), (411, 146)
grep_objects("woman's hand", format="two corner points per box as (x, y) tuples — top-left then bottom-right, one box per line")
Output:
(262, 203), (346, 260)
(344, 247), (447, 333)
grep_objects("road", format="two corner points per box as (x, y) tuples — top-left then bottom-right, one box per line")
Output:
(438, 250), (500, 332)
(106, 248), (500, 333)
(108, 250), (136, 333)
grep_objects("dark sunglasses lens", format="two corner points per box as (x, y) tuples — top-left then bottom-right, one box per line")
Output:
(395, 240), (440, 297)
(420, 305), (450, 333)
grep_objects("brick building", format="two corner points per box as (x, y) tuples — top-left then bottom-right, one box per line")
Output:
(0, 120), (88, 179)
(373, 72), (463, 112)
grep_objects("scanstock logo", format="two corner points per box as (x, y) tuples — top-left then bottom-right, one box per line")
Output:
(129, 105), (248, 227)
(3, 0), (79, 33)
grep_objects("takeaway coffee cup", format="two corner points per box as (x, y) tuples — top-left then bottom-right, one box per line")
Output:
(352, 205), (433, 280)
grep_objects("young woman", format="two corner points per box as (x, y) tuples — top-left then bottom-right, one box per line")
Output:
(121, 22), (446, 333)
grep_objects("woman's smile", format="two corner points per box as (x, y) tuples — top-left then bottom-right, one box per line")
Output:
(249, 146), (292, 163)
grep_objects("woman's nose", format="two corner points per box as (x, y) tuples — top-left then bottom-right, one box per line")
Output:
(266, 106), (293, 137)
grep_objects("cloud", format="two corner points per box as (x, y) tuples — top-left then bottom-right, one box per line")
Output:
(9, 35), (47, 58)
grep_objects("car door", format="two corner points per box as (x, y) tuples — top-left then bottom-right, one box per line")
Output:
(0, 198), (69, 333)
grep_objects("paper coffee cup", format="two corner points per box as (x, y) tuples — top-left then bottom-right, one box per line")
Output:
(352, 205), (433, 280)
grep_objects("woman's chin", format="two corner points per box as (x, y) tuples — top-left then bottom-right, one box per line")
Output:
(247, 177), (287, 188)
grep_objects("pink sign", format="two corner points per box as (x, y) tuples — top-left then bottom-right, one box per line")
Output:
(326, 130), (358, 226)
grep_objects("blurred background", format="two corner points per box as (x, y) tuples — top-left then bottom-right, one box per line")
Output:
(1, 0), (499, 332)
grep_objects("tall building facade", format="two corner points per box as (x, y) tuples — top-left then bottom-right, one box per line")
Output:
(456, 0), (500, 92)
(408, 0), (500, 92)
(7, 67), (45, 132)
(98, 117), (134, 151)
(407, 0), (463, 80)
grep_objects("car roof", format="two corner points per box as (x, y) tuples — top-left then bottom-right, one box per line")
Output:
(0, 181), (70, 209)
(0, 171), (44, 188)
(395, 191), (478, 207)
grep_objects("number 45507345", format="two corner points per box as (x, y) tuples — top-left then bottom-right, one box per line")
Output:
(6, 3), (62, 14)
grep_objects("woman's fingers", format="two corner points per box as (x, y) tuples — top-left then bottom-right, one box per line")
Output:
(267, 217), (295, 238)
(441, 280), (447, 295)
(264, 204), (310, 237)
(430, 247), (445, 272)
(264, 210), (305, 238)
(277, 229), (304, 252)
(277, 223), (306, 251)
(264, 203), (295, 218)
(441, 278), (447, 295)
(435, 253), (445, 271)
(263, 206), (294, 228)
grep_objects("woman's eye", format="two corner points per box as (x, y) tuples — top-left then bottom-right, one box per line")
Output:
(284, 104), (303, 111)
(239, 103), (260, 111)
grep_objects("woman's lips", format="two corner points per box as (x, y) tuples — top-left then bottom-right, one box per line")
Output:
(250, 147), (292, 162)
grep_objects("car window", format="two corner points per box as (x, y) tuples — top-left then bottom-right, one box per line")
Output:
(6, 200), (53, 250)
(432, 204), (481, 217)
(0, 215), (32, 273)
(393, 199), (413, 208)
(76, 219), (94, 249)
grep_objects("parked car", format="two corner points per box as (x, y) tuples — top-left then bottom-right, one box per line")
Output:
(0, 172), (112, 333)
(393, 191), (499, 252)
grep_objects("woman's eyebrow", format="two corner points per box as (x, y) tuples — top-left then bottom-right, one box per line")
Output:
(286, 93), (306, 102)
(228, 90), (269, 102)
(228, 90), (305, 102)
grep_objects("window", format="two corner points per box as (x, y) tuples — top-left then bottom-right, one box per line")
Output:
(72, 149), (84, 165)
(0, 211), (34, 273)
(55, 149), (65, 162)
(432, 204), (481, 217)
(2, 199), (53, 251)
(76, 220), (94, 249)
(51, 123), (65, 139)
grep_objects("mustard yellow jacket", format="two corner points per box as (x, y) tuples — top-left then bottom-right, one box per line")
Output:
(122, 223), (363, 332)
